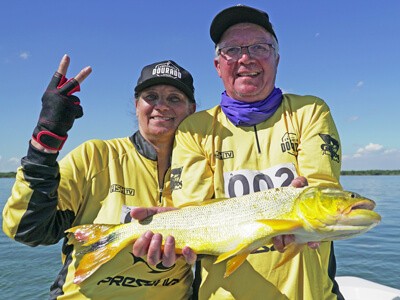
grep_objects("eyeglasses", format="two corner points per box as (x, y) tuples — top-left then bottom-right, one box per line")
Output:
(218, 43), (275, 61)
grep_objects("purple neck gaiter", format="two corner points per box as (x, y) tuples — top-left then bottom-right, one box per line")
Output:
(220, 87), (283, 126)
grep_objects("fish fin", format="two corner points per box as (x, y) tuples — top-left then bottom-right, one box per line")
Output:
(256, 219), (303, 234)
(256, 220), (305, 269)
(66, 224), (116, 246)
(273, 243), (305, 269)
(224, 252), (250, 278)
(66, 224), (134, 284)
(214, 242), (249, 264)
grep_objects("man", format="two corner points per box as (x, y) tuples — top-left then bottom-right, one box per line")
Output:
(169, 5), (343, 300)
(133, 4), (343, 299)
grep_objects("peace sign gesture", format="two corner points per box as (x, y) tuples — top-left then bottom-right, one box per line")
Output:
(32, 55), (92, 152)
(51, 54), (92, 95)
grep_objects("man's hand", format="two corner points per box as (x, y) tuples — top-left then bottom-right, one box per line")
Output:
(272, 176), (320, 252)
(32, 55), (92, 152)
(130, 207), (197, 266)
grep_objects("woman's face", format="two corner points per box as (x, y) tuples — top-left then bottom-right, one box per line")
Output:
(136, 85), (195, 143)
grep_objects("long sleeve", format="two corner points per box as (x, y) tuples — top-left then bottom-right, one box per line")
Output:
(2, 143), (75, 246)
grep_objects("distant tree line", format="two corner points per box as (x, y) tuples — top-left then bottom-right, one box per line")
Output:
(341, 170), (400, 176)
(0, 172), (17, 178)
(1, 170), (400, 178)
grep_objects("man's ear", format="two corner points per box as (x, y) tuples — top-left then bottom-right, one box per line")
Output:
(214, 57), (222, 78)
(275, 53), (280, 68)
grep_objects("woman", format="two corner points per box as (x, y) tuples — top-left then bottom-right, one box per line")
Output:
(2, 55), (196, 299)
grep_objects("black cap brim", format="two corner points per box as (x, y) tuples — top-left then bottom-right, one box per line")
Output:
(135, 77), (195, 103)
(134, 60), (195, 102)
(210, 5), (277, 44)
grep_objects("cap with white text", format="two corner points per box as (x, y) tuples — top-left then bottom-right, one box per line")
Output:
(135, 60), (195, 102)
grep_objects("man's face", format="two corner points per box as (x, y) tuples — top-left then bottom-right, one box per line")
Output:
(214, 23), (280, 103)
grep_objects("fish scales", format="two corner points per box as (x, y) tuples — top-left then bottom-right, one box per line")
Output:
(66, 186), (381, 283)
(112, 187), (304, 253)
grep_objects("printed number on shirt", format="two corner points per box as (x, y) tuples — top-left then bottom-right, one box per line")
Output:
(223, 163), (298, 198)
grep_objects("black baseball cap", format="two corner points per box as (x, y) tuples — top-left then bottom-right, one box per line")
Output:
(134, 60), (195, 102)
(210, 5), (278, 44)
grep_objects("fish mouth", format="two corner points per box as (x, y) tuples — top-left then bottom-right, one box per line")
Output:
(350, 200), (376, 211)
(342, 200), (381, 225)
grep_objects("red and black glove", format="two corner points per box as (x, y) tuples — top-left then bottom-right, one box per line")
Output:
(32, 72), (83, 151)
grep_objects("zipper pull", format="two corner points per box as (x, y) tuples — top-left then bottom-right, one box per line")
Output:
(158, 188), (163, 205)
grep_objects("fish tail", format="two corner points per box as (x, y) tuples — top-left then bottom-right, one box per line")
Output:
(66, 223), (135, 284)
(67, 224), (117, 246)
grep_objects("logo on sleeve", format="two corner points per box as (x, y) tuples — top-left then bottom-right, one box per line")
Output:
(110, 184), (135, 196)
(171, 167), (183, 190)
(319, 133), (340, 162)
(280, 133), (298, 156)
(215, 150), (234, 160)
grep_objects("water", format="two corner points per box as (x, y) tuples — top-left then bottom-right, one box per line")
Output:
(0, 177), (399, 299)
(0, 178), (62, 299)
(335, 176), (400, 290)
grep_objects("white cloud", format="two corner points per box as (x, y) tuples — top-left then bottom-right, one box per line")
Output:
(9, 157), (19, 164)
(0, 156), (20, 172)
(342, 143), (400, 170)
(348, 116), (359, 122)
(383, 148), (398, 154)
(19, 51), (30, 60)
(354, 143), (383, 157)
(356, 81), (364, 88)
(364, 143), (383, 152)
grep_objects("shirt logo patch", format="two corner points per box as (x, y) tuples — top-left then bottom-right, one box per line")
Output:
(110, 184), (135, 196)
(130, 254), (175, 274)
(171, 167), (183, 190)
(319, 133), (340, 162)
(281, 132), (298, 156)
(215, 150), (234, 160)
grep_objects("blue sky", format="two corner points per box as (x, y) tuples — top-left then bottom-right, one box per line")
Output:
(1, 0), (400, 172)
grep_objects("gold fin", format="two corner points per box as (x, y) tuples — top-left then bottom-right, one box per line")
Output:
(255, 220), (305, 269)
(273, 243), (305, 269)
(224, 252), (250, 278)
(256, 219), (303, 233)
(214, 242), (249, 264)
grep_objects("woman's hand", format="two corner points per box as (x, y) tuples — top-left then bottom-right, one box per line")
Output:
(130, 207), (197, 266)
(31, 55), (92, 152)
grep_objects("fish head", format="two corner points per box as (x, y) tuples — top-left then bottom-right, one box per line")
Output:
(295, 187), (381, 240)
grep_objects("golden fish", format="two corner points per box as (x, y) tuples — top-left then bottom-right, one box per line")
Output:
(66, 186), (381, 284)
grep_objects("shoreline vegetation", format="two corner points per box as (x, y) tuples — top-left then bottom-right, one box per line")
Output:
(1, 170), (400, 178)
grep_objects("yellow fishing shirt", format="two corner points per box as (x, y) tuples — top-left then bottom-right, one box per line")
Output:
(171, 94), (343, 300)
(3, 132), (193, 300)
